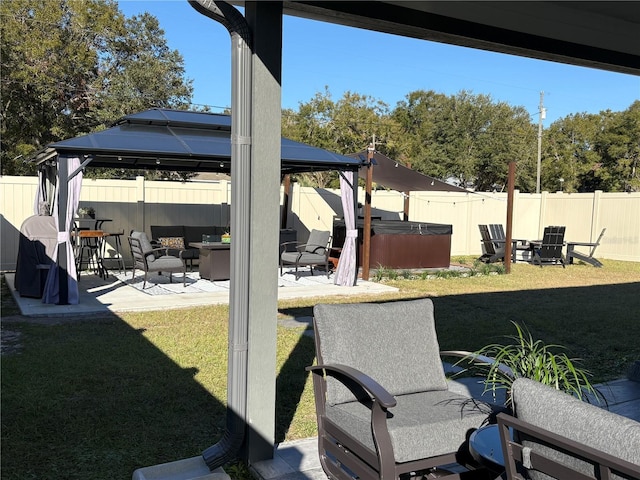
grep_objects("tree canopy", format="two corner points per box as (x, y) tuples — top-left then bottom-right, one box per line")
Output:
(282, 87), (637, 192)
(542, 101), (640, 192)
(0, 0), (193, 176)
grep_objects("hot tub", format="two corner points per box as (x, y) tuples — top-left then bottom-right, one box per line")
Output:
(333, 220), (452, 269)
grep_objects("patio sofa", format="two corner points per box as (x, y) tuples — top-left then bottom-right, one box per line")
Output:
(151, 225), (227, 270)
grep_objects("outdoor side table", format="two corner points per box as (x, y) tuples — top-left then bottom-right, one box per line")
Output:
(469, 424), (510, 475)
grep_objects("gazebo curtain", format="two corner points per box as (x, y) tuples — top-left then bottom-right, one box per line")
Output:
(42, 156), (82, 304)
(33, 163), (57, 216)
(33, 169), (46, 215)
(334, 170), (358, 286)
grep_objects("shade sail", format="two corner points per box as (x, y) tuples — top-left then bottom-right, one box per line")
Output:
(350, 150), (468, 193)
(30, 109), (364, 175)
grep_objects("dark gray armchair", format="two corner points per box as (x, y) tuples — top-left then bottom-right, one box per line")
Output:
(128, 231), (186, 288)
(307, 298), (505, 480)
(280, 229), (331, 280)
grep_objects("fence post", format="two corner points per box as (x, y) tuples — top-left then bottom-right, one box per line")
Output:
(136, 176), (145, 233)
(538, 191), (548, 238)
(591, 190), (603, 241)
(465, 191), (475, 257)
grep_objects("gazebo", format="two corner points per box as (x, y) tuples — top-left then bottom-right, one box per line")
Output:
(29, 108), (365, 305)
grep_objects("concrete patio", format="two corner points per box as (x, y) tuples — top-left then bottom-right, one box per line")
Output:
(4, 267), (398, 317)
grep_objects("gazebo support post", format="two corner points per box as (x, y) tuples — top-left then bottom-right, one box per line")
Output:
(362, 143), (374, 280)
(57, 155), (70, 304)
(281, 174), (290, 229)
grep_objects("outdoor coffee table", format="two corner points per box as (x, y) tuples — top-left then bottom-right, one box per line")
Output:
(189, 242), (230, 281)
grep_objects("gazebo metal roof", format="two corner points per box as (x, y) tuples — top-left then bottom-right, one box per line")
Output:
(31, 108), (365, 175)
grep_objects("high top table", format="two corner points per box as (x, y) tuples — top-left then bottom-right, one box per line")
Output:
(189, 242), (230, 281)
(74, 230), (109, 279)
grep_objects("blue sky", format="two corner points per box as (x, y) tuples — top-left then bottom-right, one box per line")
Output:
(118, 1), (639, 125)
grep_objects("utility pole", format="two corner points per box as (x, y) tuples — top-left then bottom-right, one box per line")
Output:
(536, 91), (546, 194)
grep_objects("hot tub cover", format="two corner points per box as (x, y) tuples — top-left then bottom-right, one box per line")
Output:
(335, 220), (453, 236)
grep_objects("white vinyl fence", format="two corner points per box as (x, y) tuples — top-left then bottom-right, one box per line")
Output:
(2, 175), (639, 271)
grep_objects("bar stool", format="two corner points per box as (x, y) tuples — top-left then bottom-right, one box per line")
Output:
(75, 230), (108, 279)
(103, 229), (126, 274)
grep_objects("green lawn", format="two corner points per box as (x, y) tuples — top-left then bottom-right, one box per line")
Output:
(2, 259), (639, 479)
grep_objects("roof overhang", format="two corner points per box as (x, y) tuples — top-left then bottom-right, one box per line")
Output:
(31, 109), (364, 175)
(232, 1), (640, 76)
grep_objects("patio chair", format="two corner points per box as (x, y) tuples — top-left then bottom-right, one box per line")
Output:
(478, 224), (504, 263)
(532, 226), (566, 268)
(280, 229), (331, 280)
(489, 224), (530, 262)
(567, 227), (606, 268)
(307, 298), (508, 480)
(488, 224), (505, 244)
(128, 231), (186, 288)
(497, 378), (640, 480)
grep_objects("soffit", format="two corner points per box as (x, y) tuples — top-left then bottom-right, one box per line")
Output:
(230, 1), (640, 75)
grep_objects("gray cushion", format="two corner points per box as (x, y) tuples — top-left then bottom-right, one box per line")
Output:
(314, 298), (448, 406)
(305, 229), (330, 254)
(281, 251), (326, 265)
(512, 378), (640, 480)
(131, 231), (155, 263)
(150, 256), (184, 273)
(327, 390), (487, 463)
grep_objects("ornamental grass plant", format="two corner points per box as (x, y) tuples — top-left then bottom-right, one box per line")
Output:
(464, 321), (603, 408)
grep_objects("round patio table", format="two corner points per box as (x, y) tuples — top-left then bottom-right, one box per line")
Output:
(469, 424), (509, 475)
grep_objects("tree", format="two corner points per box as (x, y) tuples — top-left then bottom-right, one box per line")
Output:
(597, 101), (640, 192)
(541, 102), (640, 193)
(393, 90), (537, 191)
(92, 12), (193, 126)
(1, 0), (193, 176)
(542, 113), (605, 192)
(282, 87), (399, 188)
(390, 89), (449, 179)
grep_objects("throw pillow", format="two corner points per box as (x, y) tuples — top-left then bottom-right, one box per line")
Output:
(158, 236), (185, 250)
